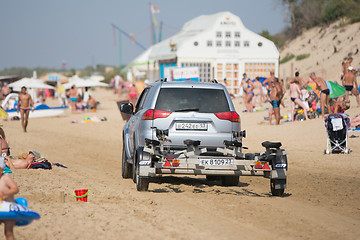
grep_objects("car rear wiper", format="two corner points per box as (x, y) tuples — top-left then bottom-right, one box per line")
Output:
(174, 108), (199, 112)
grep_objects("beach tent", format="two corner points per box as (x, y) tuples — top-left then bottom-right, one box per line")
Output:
(8, 78), (55, 92)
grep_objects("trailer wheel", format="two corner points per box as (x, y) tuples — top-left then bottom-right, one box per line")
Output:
(135, 151), (149, 191)
(206, 175), (220, 181)
(122, 143), (132, 179)
(270, 179), (285, 196)
(221, 176), (239, 186)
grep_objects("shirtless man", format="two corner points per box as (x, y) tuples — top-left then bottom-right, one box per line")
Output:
(240, 73), (249, 104)
(342, 66), (360, 107)
(17, 86), (34, 132)
(310, 72), (332, 118)
(263, 71), (275, 97)
(269, 78), (283, 125)
(87, 95), (97, 112)
(4, 151), (40, 170)
(289, 80), (309, 121)
(68, 85), (78, 113)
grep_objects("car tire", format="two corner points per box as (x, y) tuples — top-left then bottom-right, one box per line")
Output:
(122, 143), (132, 179)
(270, 179), (285, 196)
(135, 151), (149, 191)
(221, 176), (239, 186)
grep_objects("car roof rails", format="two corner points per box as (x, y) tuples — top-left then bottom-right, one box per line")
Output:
(155, 78), (168, 83)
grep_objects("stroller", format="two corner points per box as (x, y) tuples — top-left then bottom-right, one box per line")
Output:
(324, 113), (351, 154)
(293, 91), (318, 121)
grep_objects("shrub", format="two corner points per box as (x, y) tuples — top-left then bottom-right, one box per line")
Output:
(280, 54), (295, 64)
(296, 54), (310, 61)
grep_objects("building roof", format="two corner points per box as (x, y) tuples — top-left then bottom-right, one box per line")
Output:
(149, 11), (279, 61)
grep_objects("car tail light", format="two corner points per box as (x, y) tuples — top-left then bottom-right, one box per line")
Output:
(142, 109), (172, 120)
(214, 111), (240, 122)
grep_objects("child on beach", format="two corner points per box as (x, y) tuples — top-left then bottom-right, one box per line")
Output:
(0, 157), (19, 240)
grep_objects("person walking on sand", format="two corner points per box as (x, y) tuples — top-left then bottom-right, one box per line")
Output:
(68, 85), (78, 113)
(128, 83), (138, 106)
(342, 66), (360, 107)
(0, 157), (19, 240)
(310, 72), (332, 118)
(290, 79), (309, 121)
(17, 86), (34, 132)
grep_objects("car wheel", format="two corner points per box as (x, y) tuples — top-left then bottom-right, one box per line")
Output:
(270, 179), (285, 196)
(221, 176), (239, 186)
(135, 151), (149, 191)
(122, 143), (132, 179)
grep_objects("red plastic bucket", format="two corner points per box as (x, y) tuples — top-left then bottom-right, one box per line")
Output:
(73, 189), (89, 202)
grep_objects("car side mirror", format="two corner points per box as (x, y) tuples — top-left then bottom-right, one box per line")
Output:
(120, 103), (134, 114)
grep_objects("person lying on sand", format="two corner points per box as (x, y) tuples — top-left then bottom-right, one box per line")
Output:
(4, 151), (41, 170)
(350, 115), (360, 129)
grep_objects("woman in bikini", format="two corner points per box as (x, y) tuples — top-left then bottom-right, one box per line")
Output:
(128, 83), (138, 107)
(289, 80), (309, 121)
(245, 79), (254, 113)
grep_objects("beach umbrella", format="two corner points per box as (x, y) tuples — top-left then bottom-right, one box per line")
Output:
(8, 78), (55, 92)
(326, 81), (345, 99)
(63, 79), (109, 89)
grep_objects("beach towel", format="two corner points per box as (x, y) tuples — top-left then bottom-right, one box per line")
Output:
(331, 118), (343, 131)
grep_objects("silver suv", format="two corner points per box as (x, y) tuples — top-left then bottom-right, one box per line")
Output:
(121, 80), (287, 195)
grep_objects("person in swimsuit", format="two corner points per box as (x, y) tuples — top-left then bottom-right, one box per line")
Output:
(68, 85), (78, 113)
(269, 78), (283, 125)
(240, 73), (249, 106)
(17, 86), (34, 132)
(342, 66), (360, 107)
(128, 83), (138, 106)
(252, 77), (263, 107)
(310, 72), (332, 118)
(244, 79), (254, 113)
(289, 79), (309, 121)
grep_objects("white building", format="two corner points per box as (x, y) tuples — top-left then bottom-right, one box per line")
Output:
(125, 11), (279, 95)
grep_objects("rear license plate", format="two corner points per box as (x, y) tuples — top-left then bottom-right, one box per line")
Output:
(176, 122), (207, 130)
(199, 158), (234, 167)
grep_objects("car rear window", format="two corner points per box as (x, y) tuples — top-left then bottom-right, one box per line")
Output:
(155, 88), (230, 113)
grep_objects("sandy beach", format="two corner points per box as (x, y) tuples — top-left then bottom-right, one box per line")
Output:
(2, 87), (360, 240)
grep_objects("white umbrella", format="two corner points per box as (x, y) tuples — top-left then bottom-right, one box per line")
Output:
(63, 79), (109, 89)
(8, 77), (55, 92)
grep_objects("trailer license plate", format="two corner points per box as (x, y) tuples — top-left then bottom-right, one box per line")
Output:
(176, 122), (207, 130)
(199, 159), (234, 166)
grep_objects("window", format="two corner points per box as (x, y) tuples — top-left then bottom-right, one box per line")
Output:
(225, 32), (231, 38)
(244, 41), (250, 47)
(234, 32), (240, 38)
(234, 41), (240, 47)
(207, 40), (213, 47)
(155, 88), (230, 113)
(216, 31), (222, 38)
(258, 42), (263, 47)
(194, 41), (199, 46)
(134, 87), (150, 113)
(216, 41), (222, 47)
(225, 41), (231, 47)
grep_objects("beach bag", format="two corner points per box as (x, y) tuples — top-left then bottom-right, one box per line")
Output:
(28, 158), (52, 170)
